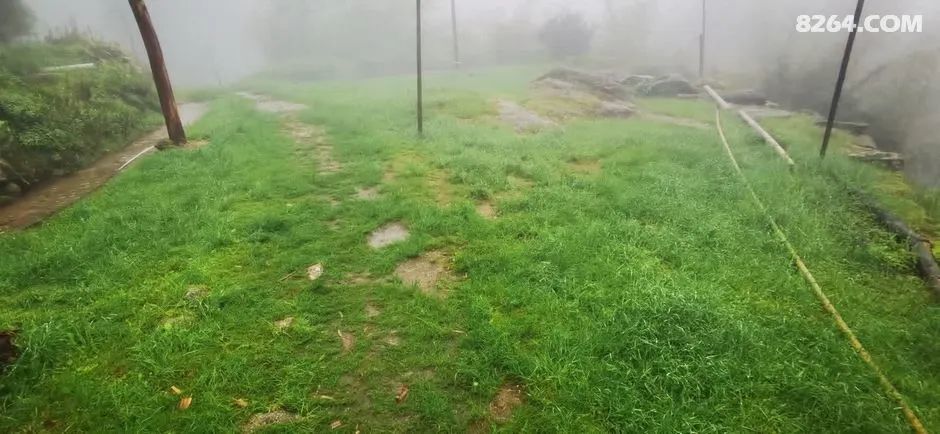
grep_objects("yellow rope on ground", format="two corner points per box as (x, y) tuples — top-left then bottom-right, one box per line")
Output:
(713, 109), (927, 434)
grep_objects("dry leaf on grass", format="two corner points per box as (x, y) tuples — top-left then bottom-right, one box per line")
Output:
(170, 386), (182, 395)
(178, 396), (193, 410)
(330, 420), (343, 429)
(395, 384), (409, 404)
(234, 398), (249, 408)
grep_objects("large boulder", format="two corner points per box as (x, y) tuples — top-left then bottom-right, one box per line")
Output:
(534, 68), (631, 101)
(640, 75), (697, 97)
(720, 89), (768, 106)
(596, 101), (636, 118)
(619, 74), (655, 88)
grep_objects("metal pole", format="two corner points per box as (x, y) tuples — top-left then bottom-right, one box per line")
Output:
(450, 0), (460, 69)
(699, 0), (706, 79)
(821, 0), (866, 158)
(416, 0), (424, 134)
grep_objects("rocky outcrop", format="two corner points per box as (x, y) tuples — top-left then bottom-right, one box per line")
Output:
(534, 68), (631, 101)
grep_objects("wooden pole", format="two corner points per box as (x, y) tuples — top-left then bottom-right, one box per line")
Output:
(416, 0), (424, 134)
(820, 0), (865, 158)
(128, 0), (186, 145)
(450, 0), (461, 69)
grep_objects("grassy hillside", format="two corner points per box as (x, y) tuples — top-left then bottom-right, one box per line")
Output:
(0, 66), (938, 432)
(0, 34), (160, 203)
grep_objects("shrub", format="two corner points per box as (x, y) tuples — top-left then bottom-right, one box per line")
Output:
(0, 36), (159, 190)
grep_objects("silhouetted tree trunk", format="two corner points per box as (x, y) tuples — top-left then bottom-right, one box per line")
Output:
(128, 0), (186, 145)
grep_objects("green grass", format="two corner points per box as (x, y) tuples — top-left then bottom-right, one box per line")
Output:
(1, 66), (939, 432)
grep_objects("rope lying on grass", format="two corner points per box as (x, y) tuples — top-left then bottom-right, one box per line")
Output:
(713, 109), (927, 434)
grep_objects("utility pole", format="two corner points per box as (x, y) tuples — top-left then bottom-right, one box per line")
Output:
(450, 0), (461, 69)
(699, 0), (706, 79)
(128, 0), (186, 145)
(821, 0), (866, 158)
(416, 0), (424, 134)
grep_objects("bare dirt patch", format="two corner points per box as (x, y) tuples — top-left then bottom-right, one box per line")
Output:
(237, 92), (308, 114)
(489, 382), (525, 423)
(356, 187), (380, 201)
(274, 317), (295, 330)
(497, 99), (555, 133)
(384, 331), (401, 347)
(395, 250), (453, 297)
(428, 170), (455, 206)
(243, 410), (299, 433)
(338, 330), (356, 354)
(568, 159), (602, 175)
(368, 222), (410, 249)
(365, 303), (381, 318)
(476, 201), (496, 220)
(283, 120), (341, 174)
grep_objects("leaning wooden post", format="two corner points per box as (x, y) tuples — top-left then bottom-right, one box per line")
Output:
(416, 0), (424, 134)
(128, 0), (186, 145)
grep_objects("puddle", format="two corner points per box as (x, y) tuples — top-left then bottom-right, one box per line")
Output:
(497, 99), (555, 133)
(395, 250), (452, 297)
(368, 222), (410, 249)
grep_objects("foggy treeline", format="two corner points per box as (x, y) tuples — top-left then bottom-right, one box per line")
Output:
(24, 0), (940, 185)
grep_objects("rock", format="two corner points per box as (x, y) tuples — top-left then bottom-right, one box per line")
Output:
(2, 182), (22, 196)
(849, 135), (903, 170)
(534, 68), (631, 101)
(619, 74), (655, 87)
(815, 120), (869, 135)
(640, 75), (697, 97)
(720, 89), (768, 106)
(306, 263), (324, 281)
(596, 101), (636, 118)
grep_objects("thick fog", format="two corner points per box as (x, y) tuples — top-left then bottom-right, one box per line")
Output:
(25, 0), (940, 185)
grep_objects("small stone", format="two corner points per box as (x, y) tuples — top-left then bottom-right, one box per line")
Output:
(307, 263), (324, 281)
(274, 317), (295, 330)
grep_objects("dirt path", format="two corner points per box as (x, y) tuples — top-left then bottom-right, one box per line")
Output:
(496, 99), (555, 133)
(0, 103), (207, 231)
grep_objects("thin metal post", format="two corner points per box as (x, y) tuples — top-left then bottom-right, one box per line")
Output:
(450, 0), (460, 68)
(416, 0), (424, 134)
(699, 0), (706, 79)
(821, 0), (866, 158)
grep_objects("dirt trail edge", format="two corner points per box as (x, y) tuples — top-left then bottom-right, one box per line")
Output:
(0, 103), (207, 231)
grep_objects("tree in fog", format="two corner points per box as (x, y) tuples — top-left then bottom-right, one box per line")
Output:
(0, 0), (33, 42)
(538, 12), (595, 59)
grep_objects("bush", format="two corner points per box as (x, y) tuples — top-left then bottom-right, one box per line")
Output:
(538, 12), (595, 59)
(0, 36), (159, 190)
